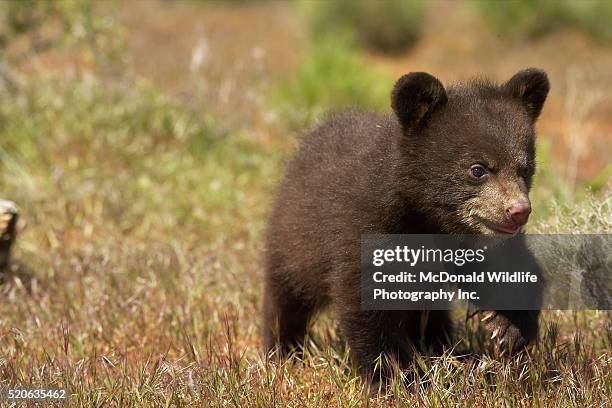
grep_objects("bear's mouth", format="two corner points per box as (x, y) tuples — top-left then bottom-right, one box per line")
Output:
(476, 217), (521, 235)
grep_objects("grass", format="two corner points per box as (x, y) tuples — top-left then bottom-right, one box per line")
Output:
(0, 66), (609, 408)
(0, 73), (278, 405)
(0, 3), (610, 406)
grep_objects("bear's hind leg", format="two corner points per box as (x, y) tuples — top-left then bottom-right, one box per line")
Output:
(338, 309), (419, 381)
(421, 310), (453, 354)
(262, 280), (317, 356)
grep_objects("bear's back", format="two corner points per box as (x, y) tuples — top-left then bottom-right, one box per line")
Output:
(265, 109), (406, 299)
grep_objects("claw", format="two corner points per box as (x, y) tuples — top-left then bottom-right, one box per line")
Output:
(481, 311), (496, 323)
(0, 214), (11, 231)
(491, 328), (500, 340)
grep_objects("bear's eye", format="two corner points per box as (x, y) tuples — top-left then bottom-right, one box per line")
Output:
(469, 164), (488, 180)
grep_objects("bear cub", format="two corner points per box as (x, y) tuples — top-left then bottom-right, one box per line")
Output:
(263, 69), (550, 378)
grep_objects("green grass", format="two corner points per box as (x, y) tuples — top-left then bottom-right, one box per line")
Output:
(0, 75), (277, 242)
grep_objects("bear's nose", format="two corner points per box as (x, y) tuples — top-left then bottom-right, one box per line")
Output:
(506, 201), (531, 226)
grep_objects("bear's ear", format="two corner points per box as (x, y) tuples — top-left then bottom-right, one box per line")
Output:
(391, 72), (447, 132)
(502, 68), (550, 121)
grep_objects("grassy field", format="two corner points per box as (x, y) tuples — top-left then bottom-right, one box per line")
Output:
(0, 1), (610, 406)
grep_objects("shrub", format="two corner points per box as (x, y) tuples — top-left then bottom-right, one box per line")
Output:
(570, 0), (612, 43)
(476, 0), (612, 43)
(273, 37), (392, 128)
(303, 0), (426, 53)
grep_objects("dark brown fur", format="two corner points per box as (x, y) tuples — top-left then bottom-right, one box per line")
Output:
(263, 69), (549, 378)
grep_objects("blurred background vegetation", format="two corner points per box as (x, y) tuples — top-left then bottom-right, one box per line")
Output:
(0, 0), (610, 405)
(477, 0), (612, 42)
(301, 0), (425, 53)
(1, 0), (610, 213)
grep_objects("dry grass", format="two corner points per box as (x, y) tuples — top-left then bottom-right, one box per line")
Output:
(0, 2), (610, 406)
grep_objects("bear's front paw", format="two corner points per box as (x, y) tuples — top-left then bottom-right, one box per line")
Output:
(480, 311), (538, 353)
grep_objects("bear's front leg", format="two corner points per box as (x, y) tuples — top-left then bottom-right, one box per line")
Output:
(480, 310), (540, 352)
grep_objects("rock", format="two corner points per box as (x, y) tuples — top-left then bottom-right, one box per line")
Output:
(0, 199), (18, 270)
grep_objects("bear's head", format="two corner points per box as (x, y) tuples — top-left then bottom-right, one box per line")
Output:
(391, 69), (550, 234)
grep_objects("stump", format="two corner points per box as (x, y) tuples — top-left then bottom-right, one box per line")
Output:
(0, 199), (18, 270)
